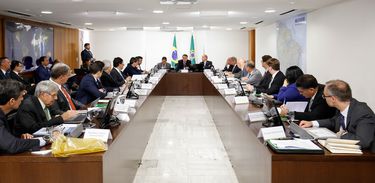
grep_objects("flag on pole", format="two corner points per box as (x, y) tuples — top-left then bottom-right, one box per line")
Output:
(171, 35), (178, 68)
(190, 34), (196, 64)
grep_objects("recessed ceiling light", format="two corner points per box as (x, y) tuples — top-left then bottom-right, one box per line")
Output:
(143, 27), (161, 31)
(289, 1), (295, 4)
(153, 10), (164, 14)
(265, 9), (276, 13)
(72, 0), (83, 2)
(41, 11), (53, 14)
(191, 11), (200, 16)
(226, 28), (232, 31)
(240, 21), (248, 25)
(162, 22), (170, 25)
(115, 11), (120, 15)
(109, 28), (115, 31)
(84, 22), (93, 25)
(202, 25), (209, 28)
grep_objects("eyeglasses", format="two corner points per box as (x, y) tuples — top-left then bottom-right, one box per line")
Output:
(322, 94), (333, 99)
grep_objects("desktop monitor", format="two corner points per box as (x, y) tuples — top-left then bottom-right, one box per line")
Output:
(100, 95), (120, 129)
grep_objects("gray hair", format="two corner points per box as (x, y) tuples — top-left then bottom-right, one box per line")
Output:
(51, 63), (70, 79)
(325, 80), (352, 102)
(102, 59), (112, 70)
(35, 80), (59, 97)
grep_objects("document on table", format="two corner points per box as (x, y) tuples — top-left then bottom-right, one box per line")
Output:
(268, 139), (322, 150)
(305, 128), (337, 139)
(248, 112), (267, 122)
(285, 101), (308, 112)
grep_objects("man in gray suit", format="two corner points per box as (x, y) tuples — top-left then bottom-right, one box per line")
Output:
(241, 63), (262, 86)
(156, 57), (171, 70)
(300, 80), (375, 151)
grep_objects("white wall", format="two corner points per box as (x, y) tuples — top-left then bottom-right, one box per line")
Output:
(307, 0), (375, 110)
(89, 30), (248, 71)
(255, 23), (277, 74)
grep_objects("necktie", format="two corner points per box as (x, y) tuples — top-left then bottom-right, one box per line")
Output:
(61, 87), (76, 110)
(338, 113), (345, 130)
(308, 98), (314, 112)
(44, 107), (51, 121)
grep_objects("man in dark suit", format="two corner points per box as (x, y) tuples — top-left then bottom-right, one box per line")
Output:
(255, 55), (272, 89)
(0, 57), (11, 80)
(110, 57), (126, 87)
(156, 57), (171, 70)
(14, 81), (77, 136)
(223, 56), (241, 74)
(9, 60), (35, 95)
(0, 80), (45, 154)
(35, 56), (51, 83)
(199, 54), (213, 69)
(280, 74), (336, 120)
(49, 63), (85, 115)
(176, 54), (192, 72)
(123, 57), (142, 77)
(81, 43), (94, 63)
(76, 62), (106, 105)
(247, 58), (285, 95)
(300, 80), (375, 150)
(99, 60), (123, 92)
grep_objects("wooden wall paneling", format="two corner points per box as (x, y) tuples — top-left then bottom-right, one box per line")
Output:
(0, 17), (4, 57)
(249, 30), (256, 63)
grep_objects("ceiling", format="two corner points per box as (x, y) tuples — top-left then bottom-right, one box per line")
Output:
(0, 0), (347, 31)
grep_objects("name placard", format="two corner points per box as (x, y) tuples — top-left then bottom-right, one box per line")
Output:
(84, 129), (113, 142)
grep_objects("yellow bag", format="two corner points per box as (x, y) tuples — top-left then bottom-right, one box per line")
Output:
(51, 135), (107, 157)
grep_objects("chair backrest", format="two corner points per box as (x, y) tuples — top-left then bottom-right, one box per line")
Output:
(22, 56), (34, 70)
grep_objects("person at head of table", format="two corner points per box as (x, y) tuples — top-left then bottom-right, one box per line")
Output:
(241, 62), (262, 86)
(246, 58), (285, 95)
(176, 54), (191, 71)
(279, 74), (336, 121)
(264, 65), (306, 102)
(199, 54), (213, 70)
(223, 56), (241, 76)
(299, 80), (375, 151)
(14, 80), (78, 136)
(156, 57), (171, 70)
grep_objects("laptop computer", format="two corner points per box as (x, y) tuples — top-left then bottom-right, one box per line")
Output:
(64, 110), (87, 124)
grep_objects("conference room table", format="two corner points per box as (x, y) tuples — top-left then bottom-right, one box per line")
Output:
(1, 71), (374, 183)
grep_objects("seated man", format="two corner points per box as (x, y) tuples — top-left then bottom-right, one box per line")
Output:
(280, 74), (336, 120)
(110, 57), (126, 87)
(49, 63), (85, 115)
(35, 56), (51, 83)
(76, 62), (107, 105)
(176, 54), (192, 72)
(156, 57), (171, 70)
(223, 56), (241, 74)
(241, 62), (262, 86)
(0, 57), (10, 80)
(256, 55), (272, 90)
(0, 80), (46, 154)
(233, 58), (248, 79)
(101, 60), (127, 92)
(199, 54), (213, 70)
(123, 57), (142, 77)
(80, 58), (91, 74)
(9, 60), (35, 95)
(246, 58), (285, 95)
(14, 80), (77, 135)
(300, 80), (375, 150)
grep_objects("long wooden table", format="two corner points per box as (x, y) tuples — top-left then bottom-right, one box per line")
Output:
(1, 72), (374, 183)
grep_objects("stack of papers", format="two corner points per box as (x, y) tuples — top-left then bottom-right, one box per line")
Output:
(267, 139), (324, 154)
(318, 138), (362, 154)
(305, 128), (338, 139)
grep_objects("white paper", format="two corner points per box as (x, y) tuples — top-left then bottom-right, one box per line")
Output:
(180, 69), (189, 73)
(116, 113), (130, 122)
(141, 83), (153, 90)
(153, 73), (162, 78)
(33, 128), (49, 136)
(248, 112), (267, 122)
(258, 126), (286, 140)
(234, 96), (249, 104)
(98, 99), (110, 103)
(269, 139), (321, 150)
(134, 89), (149, 96)
(84, 128), (112, 142)
(224, 88), (237, 95)
(31, 150), (52, 155)
(149, 77), (159, 84)
(285, 101), (308, 112)
(217, 84), (229, 90)
(305, 128), (337, 139)
(124, 99), (137, 108)
(114, 103), (130, 113)
(131, 74), (146, 81)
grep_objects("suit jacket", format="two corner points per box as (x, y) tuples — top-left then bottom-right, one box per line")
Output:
(234, 66), (249, 79)
(101, 71), (119, 92)
(176, 60), (192, 71)
(223, 64), (241, 74)
(76, 74), (106, 105)
(0, 109), (40, 154)
(81, 49), (93, 62)
(255, 71), (285, 95)
(35, 65), (51, 83)
(9, 71), (35, 94)
(245, 68), (262, 86)
(123, 64), (142, 77)
(318, 98), (375, 149)
(14, 96), (64, 135)
(80, 65), (90, 74)
(0, 70), (9, 80)
(199, 61), (213, 69)
(110, 68), (125, 87)
(274, 83), (307, 102)
(49, 85), (84, 115)
(156, 62), (171, 70)
(294, 84), (336, 121)
(256, 71), (272, 89)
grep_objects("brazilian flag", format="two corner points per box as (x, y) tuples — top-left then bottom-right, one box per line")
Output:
(171, 35), (178, 68)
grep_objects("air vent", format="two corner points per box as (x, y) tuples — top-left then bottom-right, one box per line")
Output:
(280, 9), (296, 16)
(6, 10), (32, 17)
(240, 27), (247, 30)
(86, 27), (94, 30)
(255, 21), (263, 25)
(126, 27), (144, 31)
(160, 0), (198, 5)
(57, 22), (72, 26)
